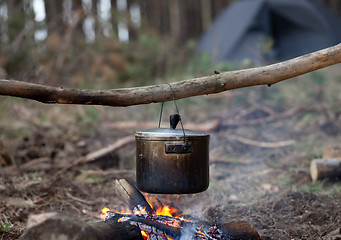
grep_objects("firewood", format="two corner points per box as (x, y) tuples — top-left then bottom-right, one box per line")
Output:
(310, 158), (341, 181)
(106, 198), (262, 239)
(106, 212), (192, 229)
(114, 179), (155, 215)
(110, 179), (262, 239)
(106, 212), (262, 240)
(19, 213), (143, 240)
(223, 221), (261, 240)
(106, 213), (183, 239)
(106, 212), (212, 239)
(20, 212), (261, 240)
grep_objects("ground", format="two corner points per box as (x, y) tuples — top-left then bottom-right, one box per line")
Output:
(0, 66), (341, 240)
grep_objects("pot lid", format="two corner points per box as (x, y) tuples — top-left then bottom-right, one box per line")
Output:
(135, 128), (209, 139)
(136, 114), (209, 140)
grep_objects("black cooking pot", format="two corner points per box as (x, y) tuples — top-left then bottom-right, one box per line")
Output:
(135, 115), (210, 194)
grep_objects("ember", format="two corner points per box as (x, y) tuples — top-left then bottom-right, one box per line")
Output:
(101, 179), (229, 240)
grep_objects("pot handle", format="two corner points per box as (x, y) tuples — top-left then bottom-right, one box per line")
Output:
(158, 83), (188, 144)
(170, 114), (181, 129)
(165, 142), (192, 154)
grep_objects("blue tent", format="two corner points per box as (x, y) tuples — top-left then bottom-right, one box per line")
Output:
(197, 0), (341, 64)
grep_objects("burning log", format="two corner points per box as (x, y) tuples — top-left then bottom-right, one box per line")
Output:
(20, 212), (260, 240)
(107, 212), (190, 228)
(20, 179), (261, 240)
(110, 179), (261, 240)
(106, 213), (183, 239)
(104, 212), (261, 240)
(104, 211), (225, 240)
(114, 179), (155, 215)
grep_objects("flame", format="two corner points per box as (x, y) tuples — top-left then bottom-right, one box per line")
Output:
(156, 205), (177, 217)
(141, 231), (148, 238)
(101, 207), (110, 219)
(101, 194), (186, 239)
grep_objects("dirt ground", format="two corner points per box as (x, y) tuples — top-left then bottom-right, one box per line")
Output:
(1, 69), (341, 239)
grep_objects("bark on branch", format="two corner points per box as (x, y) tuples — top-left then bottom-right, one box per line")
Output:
(1, 43), (341, 107)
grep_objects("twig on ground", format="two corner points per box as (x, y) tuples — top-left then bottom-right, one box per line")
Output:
(227, 134), (296, 148)
(307, 221), (323, 240)
(80, 136), (135, 165)
(54, 136), (135, 177)
(65, 192), (96, 206)
(20, 157), (51, 171)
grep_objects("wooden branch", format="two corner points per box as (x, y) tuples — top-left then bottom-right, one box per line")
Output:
(1, 43), (341, 107)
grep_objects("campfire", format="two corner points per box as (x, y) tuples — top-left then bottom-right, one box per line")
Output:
(19, 178), (260, 240)
(100, 179), (260, 240)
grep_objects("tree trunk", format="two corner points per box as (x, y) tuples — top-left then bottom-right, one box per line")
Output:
(169, 0), (181, 40)
(45, 1), (65, 35)
(201, 0), (212, 31)
(183, 1), (203, 40)
(7, 0), (25, 42)
(72, 0), (86, 41)
(211, 0), (230, 19)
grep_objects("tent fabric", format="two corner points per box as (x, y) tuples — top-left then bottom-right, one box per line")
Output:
(197, 0), (341, 64)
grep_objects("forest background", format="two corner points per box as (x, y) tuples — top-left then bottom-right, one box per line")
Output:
(1, 1), (341, 239)
(1, 0), (341, 86)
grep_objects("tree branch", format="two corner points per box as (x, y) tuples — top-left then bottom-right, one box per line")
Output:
(1, 43), (341, 107)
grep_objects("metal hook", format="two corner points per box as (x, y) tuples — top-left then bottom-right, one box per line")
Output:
(157, 83), (187, 143)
